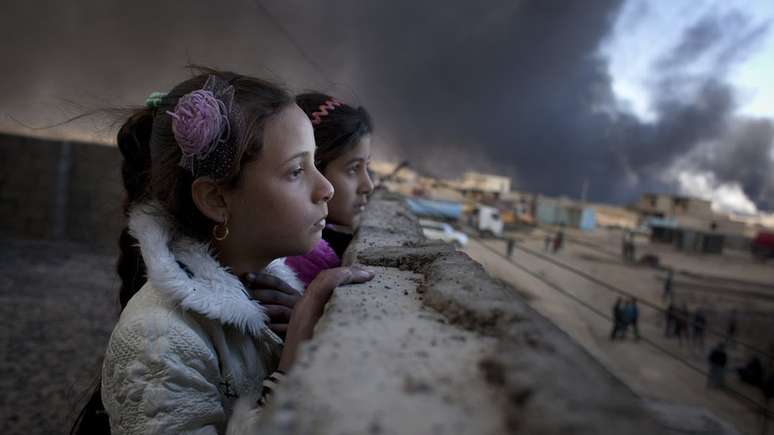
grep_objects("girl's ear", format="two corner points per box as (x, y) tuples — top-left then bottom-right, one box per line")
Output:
(191, 177), (229, 222)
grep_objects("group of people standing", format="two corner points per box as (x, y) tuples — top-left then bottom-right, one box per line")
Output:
(607, 243), (772, 402)
(664, 302), (708, 348)
(659, 270), (751, 390)
(544, 227), (565, 254)
(661, 269), (710, 348)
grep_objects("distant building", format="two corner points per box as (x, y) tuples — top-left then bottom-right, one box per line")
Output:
(635, 193), (749, 254)
(456, 172), (511, 197)
(370, 160), (418, 184)
(368, 160), (400, 178)
(370, 160), (421, 196)
(593, 205), (639, 230)
(500, 191), (536, 225)
(635, 193), (713, 220)
(536, 196), (596, 231)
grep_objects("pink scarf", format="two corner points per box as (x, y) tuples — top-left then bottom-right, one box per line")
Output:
(285, 239), (341, 287)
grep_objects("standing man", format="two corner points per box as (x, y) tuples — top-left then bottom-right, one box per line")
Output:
(625, 298), (641, 340)
(553, 227), (565, 253)
(663, 269), (674, 302)
(665, 302), (676, 337)
(692, 308), (707, 349)
(707, 342), (728, 388)
(610, 298), (625, 340)
(727, 310), (738, 349)
(622, 232), (630, 260)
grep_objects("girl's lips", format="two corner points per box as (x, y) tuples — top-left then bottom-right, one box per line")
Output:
(312, 217), (326, 231)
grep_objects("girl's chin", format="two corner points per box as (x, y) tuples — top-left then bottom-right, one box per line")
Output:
(279, 234), (321, 259)
(303, 233), (322, 253)
(332, 216), (355, 228)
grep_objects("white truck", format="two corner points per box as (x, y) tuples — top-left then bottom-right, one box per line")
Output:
(472, 205), (504, 237)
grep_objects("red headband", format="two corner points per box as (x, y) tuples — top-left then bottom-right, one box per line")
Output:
(310, 98), (342, 125)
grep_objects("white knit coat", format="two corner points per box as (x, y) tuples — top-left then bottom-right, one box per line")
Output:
(101, 203), (303, 434)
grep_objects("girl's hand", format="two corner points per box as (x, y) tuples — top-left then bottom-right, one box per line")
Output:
(241, 272), (301, 338)
(278, 264), (374, 371)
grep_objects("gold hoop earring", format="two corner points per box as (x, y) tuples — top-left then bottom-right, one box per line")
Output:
(213, 215), (230, 241)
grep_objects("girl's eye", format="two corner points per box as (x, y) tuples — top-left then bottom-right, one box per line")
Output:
(347, 164), (360, 175)
(290, 164), (304, 179)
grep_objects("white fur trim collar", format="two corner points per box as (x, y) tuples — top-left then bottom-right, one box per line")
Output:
(128, 202), (302, 337)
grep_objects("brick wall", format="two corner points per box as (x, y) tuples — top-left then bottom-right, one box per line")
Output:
(0, 133), (124, 252)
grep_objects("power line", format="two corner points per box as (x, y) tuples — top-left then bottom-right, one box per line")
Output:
(252, 0), (334, 87)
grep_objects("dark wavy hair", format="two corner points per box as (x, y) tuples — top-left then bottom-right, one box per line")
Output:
(295, 92), (372, 172)
(70, 68), (293, 434)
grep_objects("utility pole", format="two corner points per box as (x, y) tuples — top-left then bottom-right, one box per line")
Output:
(581, 179), (589, 204)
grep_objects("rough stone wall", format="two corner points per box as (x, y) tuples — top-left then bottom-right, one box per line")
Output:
(256, 191), (667, 435)
(0, 134), (123, 251)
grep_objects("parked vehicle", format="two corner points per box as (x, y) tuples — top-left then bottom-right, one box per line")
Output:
(471, 205), (504, 237)
(751, 231), (774, 260)
(405, 197), (463, 220)
(419, 219), (468, 247)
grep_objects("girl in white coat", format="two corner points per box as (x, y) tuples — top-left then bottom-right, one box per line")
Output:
(72, 70), (373, 434)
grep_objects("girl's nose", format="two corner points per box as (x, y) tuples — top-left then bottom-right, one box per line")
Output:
(315, 170), (334, 203)
(359, 170), (374, 195)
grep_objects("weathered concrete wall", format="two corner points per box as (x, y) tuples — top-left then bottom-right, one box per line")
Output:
(257, 191), (668, 434)
(0, 133), (123, 251)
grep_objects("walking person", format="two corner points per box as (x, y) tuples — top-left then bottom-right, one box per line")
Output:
(624, 298), (640, 340)
(610, 298), (625, 340)
(621, 231), (635, 261)
(665, 302), (677, 337)
(553, 227), (564, 253)
(727, 309), (738, 349)
(621, 232), (630, 260)
(675, 303), (690, 346)
(662, 269), (674, 302)
(761, 373), (774, 433)
(707, 342), (728, 388)
(692, 308), (707, 350)
(506, 238), (516, 258)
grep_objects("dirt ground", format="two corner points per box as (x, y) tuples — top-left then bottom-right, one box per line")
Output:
(0, 238), (119, 435)
(462, 225), (774, 435)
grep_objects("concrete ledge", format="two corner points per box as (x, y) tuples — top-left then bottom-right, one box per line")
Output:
(342, 193), (424, 265)
(257, 193), (665, 434)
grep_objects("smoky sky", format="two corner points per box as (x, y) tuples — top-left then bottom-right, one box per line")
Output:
(1, 0), (773, 209)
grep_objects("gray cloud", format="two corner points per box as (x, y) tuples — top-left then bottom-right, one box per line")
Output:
(1, 0), (772, 209)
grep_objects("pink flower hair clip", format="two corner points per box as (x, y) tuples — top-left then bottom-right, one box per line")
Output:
(167, 75), (236, 177)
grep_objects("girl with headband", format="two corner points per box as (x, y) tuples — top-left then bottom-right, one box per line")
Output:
(72, 70), (374, 434)
(285, 93), (375, 286)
